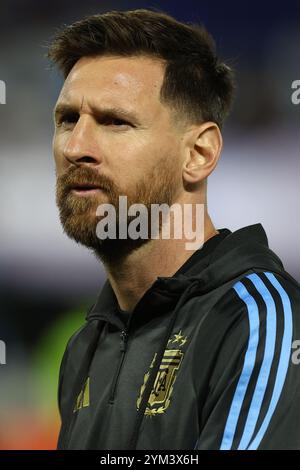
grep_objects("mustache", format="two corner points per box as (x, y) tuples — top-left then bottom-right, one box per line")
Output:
(56, 167), (116, 192)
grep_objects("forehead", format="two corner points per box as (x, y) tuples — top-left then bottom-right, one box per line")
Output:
(57, 55), (166, 112)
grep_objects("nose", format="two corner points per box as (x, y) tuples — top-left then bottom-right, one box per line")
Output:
(63, 116), (101, 166)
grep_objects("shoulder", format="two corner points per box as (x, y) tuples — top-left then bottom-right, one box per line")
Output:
(206, 268), (300, 408)
(198, 269), (300, 402)
(228, 269), (300, 336)
(209, 268), (300, 331)
(203, 270), (300, 449)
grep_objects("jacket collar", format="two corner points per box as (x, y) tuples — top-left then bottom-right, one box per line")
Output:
(86, 223), (284, 328)
(86, 228), (231, 328)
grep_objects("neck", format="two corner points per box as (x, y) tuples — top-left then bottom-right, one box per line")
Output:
(103, 210), (218, 312)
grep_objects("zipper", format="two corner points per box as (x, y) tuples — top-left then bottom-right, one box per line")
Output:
(108, 328), (129, 404)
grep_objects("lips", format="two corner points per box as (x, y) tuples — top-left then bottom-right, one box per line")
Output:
(70, 183), (102, 191)
(69, 182), (105, 197)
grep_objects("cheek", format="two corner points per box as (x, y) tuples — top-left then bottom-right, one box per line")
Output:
(52, 135), (67, 174)
(106, 138), (153, 178)
(131, 141), (173, 182)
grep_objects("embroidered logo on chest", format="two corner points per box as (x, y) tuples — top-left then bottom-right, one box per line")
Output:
(137, 330), (188, 416)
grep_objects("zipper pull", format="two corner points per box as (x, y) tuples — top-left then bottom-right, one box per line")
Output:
(120, 330), (128, 352)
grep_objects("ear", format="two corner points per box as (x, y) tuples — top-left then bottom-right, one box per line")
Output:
(182, 122), (223, 185)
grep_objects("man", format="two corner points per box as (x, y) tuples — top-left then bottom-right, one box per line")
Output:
(47, 9), (300, 450)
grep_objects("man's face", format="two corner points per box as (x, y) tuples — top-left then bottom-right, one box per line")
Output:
(53, 55), (184, 263)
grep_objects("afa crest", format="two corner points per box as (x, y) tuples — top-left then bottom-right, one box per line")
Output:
(137, 330), (188, 416)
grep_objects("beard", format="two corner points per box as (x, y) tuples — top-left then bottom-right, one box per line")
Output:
(56, 155), (181, 266)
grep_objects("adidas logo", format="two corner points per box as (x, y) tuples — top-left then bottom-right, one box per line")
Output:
(73, 377), (90, 412)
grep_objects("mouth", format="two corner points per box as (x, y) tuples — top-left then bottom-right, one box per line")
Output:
(70, 183), (105, 196)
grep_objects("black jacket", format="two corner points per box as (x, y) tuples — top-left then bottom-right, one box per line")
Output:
(57, 223), (300, 450)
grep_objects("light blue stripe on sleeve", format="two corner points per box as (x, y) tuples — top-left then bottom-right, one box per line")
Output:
(220, 281), (260, 450)
(247, 272), (293, 450)
(237, 273), (277, 449)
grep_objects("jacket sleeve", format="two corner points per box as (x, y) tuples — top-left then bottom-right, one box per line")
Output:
(57, 323), (88, 421)
(195, 270), (300, 450)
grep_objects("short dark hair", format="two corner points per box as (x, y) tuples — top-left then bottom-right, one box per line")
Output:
(46, 8), (235, 129)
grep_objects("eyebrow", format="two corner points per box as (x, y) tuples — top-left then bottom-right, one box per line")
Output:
(53, 102), (141, 125)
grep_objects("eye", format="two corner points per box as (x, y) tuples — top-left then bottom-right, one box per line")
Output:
(56, 113), (78, 127)
(103, 117), (132, 128)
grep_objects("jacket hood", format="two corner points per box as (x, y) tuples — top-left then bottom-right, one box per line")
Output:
(181, 222), (284, 291)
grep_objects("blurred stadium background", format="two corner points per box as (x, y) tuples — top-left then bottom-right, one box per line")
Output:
(0, 0), (299, 449)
